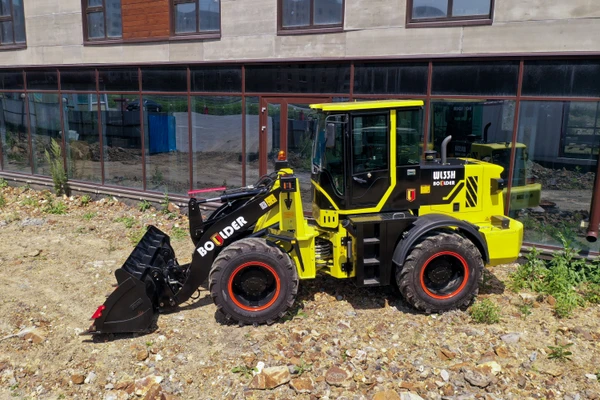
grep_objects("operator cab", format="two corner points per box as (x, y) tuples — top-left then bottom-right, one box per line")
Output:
(310, 100), (427, 213)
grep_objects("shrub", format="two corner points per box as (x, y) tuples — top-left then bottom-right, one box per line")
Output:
(44, 139), (69, 196)
(469, 298), (501, 324)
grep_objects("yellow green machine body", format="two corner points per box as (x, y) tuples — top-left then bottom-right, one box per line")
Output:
(87, 100), (524, 334)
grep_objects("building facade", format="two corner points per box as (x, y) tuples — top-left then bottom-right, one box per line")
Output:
(1, 0), (600, 253)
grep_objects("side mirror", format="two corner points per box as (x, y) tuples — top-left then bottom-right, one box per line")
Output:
(325, 123), (336, 148)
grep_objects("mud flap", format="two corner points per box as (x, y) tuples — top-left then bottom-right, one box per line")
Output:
(89, 269), (156, 334)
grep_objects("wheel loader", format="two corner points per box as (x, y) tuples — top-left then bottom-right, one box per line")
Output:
(86, 100), (523, 334)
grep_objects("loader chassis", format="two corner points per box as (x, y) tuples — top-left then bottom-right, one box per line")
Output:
(88, 100), (523, 334)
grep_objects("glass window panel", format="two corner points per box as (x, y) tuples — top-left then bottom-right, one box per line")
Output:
(245, 64), (350, 93)
(354, 63), (428, 95)
(429, 99), (515, 179)
(0, 92), (31, 173)
(26, 70), (58, 90)
(0, 0), (10, 16)
(13, 0), (25, 43)
(412, 0), (448, 19)
(396, 108), (424, 166)
(245, 97), (260, 185)
(141, 68), (187, 92)
(190, 67), (241, 92)
(106, 0), (122, 38)
(87, 11), (105, 39)
(175, 3), (197, 34)
(199, 0), (220, 31)
(88, 0), (102, 7)
(60, 69), (96, 91)
(29, 93), (61, 176)
(352, 114), (389, 172)
(98, 68), (139, 92)
(1, 21), (14, 44)
(432, 62), (519, 96)
(522, 60), (600, 98)
(512, 100), (600, 253)
(103, 94), (143, 188)
(143, 95), (189, 194)
(63, 93), (102, 183)
(282, 0), (310, 27)
(191, 96), (242, 190)
(314, 0), (343, 25)
(452, 0), (490, 16)
(0, 70), (24, 90)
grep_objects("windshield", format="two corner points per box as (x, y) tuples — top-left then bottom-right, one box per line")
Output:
(312, 112), (346, 195)
(491, 148), (527, 185)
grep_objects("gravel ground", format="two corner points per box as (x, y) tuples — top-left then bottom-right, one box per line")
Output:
(0, 184), (599, 400)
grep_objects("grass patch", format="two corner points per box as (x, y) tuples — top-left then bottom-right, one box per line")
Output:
(469, 298), (501, 324)
(509, 234), (600, 318)
(138, 200), (152, 212)
(80, 195), (92, 206)
(83, 212), (97, 220)
(231, 365), (256, 378)
(115, 216), (136, 229)
(0, 178), (7, 188)
(170, 227), (188, 241)
(547, 343), (573, 362)
(43, 199), (67, 215)
(0, 194), (6, 208)
(20, 196), (38, 207)
(128, 227), (147, 246)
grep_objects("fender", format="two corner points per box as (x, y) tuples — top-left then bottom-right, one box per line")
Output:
(392, 213), (489, 268)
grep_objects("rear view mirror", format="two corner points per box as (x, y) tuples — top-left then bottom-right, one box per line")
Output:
(326, 123), (336, 148)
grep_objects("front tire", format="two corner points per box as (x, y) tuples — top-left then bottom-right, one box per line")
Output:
(397, 231), (483, 313)
(208, 238), (298, 325)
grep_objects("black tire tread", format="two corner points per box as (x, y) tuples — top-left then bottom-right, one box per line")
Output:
(208, 237), (299, 325)
(397, 230), (483, 313)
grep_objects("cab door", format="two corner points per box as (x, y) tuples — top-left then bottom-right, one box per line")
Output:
(348, 112), (391, 209)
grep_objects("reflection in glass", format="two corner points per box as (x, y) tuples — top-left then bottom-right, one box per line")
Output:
(313, 0), (343, 25)
(64, 93), (102, 183)
(266, 103), (281, 175)
(106, 0), (122, 38)
(103, 95), (143, 188)
(412, 0), (448, 19)
(143, 95), (189, 195)
(282, 0), (310, 27)
(199, 0), (220, 31)
(245, 97), (260, 185)
(191, 97), (242, 190)
(13, 0), (26, 43)
(0, 92), (30, 173)
(512, 101), (599, 253)
(288, 103), (320, 208)
(29, 93), (61, 176)
(0, 21), (13, 44)
(87, 12), (105, 39)
(175, 3), (197, 33)
(452, 0), (490, 16)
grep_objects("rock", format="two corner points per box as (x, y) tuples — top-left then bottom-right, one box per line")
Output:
(532, 362), (562, 377)
(500, 333), (521, 344)
(136, 349), (149, 361)
(547, 295), (556, 306)
(441, 383), (454, 396)
(463, 369), (492, 388)
(104, 392), (129, 400)
(290, 377), (315, 394)
(27, 249), (41, 257)
(586, 374), (598, 381)
(373, 390), (401, 400)
(493, 345), (508, 359)
(71, 374), (85, 384)
(134, 375), (164, 397)
(437, 348), (457, 360)
(519, 292), (537, 302)
(23, 328), (46, 344)
(249, 366), (290, 389)
(325, 366), (352, 387)
(440, 370), (450, 382)
(20, 218), (45, 227)
(84, 371), (97, 384)
(400, 393), (425, 400)
(167, 203), (179, 213)
(479, 361), (502, 375)
(143, 383), (162, 400)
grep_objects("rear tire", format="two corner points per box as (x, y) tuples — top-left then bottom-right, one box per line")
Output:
(397, 231), (483, 313)
(208, 238), (298, 325)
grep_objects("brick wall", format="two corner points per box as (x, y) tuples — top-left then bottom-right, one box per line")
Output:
(121, 0), (170, 40)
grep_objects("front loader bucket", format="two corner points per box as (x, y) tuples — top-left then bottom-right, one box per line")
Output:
(87, 226), (183, 334)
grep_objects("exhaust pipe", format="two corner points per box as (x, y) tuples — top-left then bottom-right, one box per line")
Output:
(441, 135), (452, 165)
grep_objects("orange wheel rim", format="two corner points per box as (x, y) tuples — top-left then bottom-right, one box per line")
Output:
(228, 262), (281, 312)
(419, 251), (469, 300)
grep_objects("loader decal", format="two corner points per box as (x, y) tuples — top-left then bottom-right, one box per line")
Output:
(197, 217), (248, 257)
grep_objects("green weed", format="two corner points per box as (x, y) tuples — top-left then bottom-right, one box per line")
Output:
(83, 212), (97, 221)
(517, 302), (532, 318)
(0, 178), (7, 188)
(81, 195), (92, 206)
(115, 216), (136, 229)
(0, 194), (6, 208)
(20, 196), (38, 207)
(294, 359), (312, 376)
(138, 199), (152, 212)
(128, 227), (147, 246)
(170, 227), (187, 241)
(469, 298), (501, 324)
(43, 200), (67, 215)
(547, 343), (573, 361)
(231, 365), (257, 378)
(44, 138), (69, 196)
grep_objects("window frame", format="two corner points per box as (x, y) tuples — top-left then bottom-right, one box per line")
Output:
(81, 0), (122, 43)
(406, 0), (494, 29)
(0, 0), (27, 50)
(278, 0), (345, 36)
(170, 0), (222, 40)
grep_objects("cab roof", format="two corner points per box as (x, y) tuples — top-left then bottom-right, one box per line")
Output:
(309, 99), (424, 112)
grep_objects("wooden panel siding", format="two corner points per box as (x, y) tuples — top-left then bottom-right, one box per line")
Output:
(122, 0), (170, 40)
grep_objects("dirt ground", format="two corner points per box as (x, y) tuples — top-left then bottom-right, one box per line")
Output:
(1, 185), (600, 400)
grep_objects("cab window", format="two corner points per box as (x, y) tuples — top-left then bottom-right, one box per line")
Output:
(352, 113), (389, 173)
(313, 113), (346, 195)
